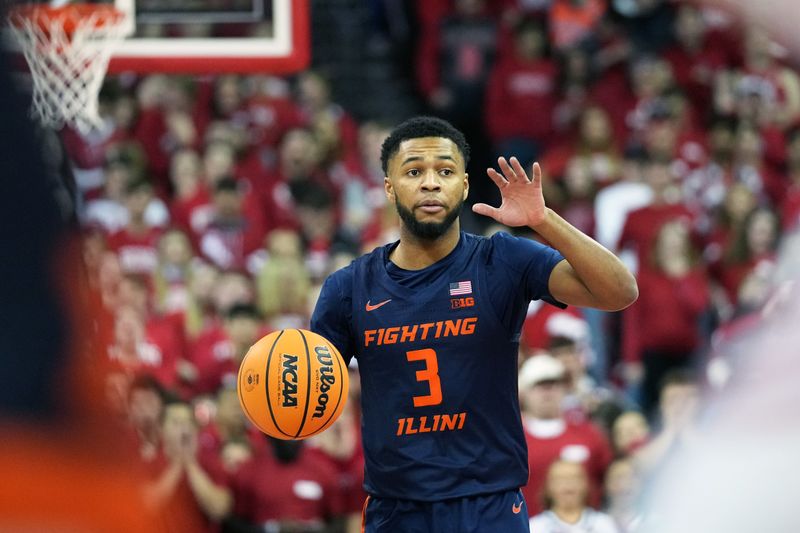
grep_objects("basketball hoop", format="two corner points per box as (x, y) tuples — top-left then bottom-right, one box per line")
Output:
(7, 4), (127, 133)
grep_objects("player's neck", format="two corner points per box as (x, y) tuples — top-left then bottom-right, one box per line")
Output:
(392, 222), (461, 270)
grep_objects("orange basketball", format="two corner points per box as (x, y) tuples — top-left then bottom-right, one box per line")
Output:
(237, 329), (349, 440)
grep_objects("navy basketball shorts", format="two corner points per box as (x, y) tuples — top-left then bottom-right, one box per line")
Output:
(361, 488), (530, 533)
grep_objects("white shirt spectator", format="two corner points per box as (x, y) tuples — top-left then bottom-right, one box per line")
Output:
(593, 181), (652, 274)
(83, 198), (170, 232)
(530, 509), (620, 533)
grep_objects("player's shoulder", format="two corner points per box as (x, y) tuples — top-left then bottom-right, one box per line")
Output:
(479, 230), (551, 268)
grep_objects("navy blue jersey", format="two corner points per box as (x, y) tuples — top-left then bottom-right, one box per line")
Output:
(310, 232), (564, 501)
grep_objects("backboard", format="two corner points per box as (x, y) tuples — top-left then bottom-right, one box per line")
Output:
(110, 0), (309, 73)
(2, 0), (310, 74)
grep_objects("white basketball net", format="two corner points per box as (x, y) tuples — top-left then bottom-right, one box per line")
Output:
(8, 6), (126, 133)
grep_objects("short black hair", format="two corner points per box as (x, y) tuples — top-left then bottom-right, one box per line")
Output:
(160, 396), (193, 423)
(125, 177), (153, 195)
(225, 302), (261, 321)
(292, 182), (334, 210)
(659, 368), (696, 394)
(548, 335), (578, 352)
(128, 374), (165, 401)
(380, 116), (470, 174)
(214, 176), (240, 194)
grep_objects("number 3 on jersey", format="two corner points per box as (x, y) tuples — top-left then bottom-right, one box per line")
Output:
(406, 349), (442, 407)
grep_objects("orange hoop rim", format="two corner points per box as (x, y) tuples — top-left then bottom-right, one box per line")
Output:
(8, 4), (125, 35)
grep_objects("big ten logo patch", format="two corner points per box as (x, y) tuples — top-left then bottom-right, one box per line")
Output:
(450, 297), (475, 310)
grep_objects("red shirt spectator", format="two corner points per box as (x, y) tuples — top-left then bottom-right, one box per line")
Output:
(142, 400), (232, 533)
(107, 226), (162, 276)
(662, 5), (733, 113)
(186, 304), (264, 397)
(521, 300), (585, 355)
(782, 188), (800, 230)
(518, 355), (613, 517)
(232, 441), (344, 528)
(305, 404), (367, 517)
(186, 325), (238, 397)
(486, 19), (558, 145)
(522, 415), (612, 516)
(198, 178), (267, 272)
(618, 203), (695, 268)
(106, 306), (181, 389)
(622, 267), (709, 365)
(710, 206), (780, 306)
(106, 179), (165, 276)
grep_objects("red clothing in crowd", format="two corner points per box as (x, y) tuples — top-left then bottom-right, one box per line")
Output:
(197, 423), (267, 460)
(106, 226), (163, 276)
(782, 186), (800, 230)
(623, 267), (710, 363)
(711, 253), (776, 307)
(187, 326), (239, 397)
(142, 450), (230, 533)
(618, 203), (695, 266)
(170, 185), (214, 237)
(132, 108), (174, 192)
(232, 446), (344, 526)
(522, 417), (613, 516)
(305, 444), (367, 515)
(662, 32), (732, 112)
(105, 315), (184, 389)
(485, 55), (558, 143)
(521, 301), (584, 354)
(141, 316), (185, 388)
(245, 94), (306, 149)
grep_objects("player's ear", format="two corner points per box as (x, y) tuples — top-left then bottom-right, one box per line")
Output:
(463, 173), (469, 201)
(384, 176), (395, 202)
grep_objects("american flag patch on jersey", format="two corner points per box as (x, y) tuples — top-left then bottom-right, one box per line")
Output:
(449, 281), (472, 296)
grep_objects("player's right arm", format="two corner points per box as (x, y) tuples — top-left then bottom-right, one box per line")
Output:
(310, 269), (356, 365)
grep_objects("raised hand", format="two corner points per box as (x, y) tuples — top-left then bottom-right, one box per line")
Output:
(471, 157), (547, 228)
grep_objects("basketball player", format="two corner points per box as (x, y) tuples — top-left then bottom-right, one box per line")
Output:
(310, 117), (638, 532)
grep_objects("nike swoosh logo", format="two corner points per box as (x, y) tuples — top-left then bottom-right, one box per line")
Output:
(365, 299), (391, 312)
(512, 501), (523, 514)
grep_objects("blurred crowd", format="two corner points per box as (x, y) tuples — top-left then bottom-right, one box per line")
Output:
(60, 0), (800, 531)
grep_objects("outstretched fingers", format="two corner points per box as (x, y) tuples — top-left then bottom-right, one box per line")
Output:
(486, 167), (509, 189)
(498, 156), (522, 183)
(531, 162), (542, 187)
(509, 157), (531, 183)
(472, 202), (502, 221)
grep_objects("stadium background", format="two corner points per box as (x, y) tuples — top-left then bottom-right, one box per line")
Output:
(2, 0), (800, 531)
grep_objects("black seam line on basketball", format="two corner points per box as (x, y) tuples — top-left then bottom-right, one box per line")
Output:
(265, 330), (292, 438)
(294, 329), (313, 439)
(303, 343), (345, 438)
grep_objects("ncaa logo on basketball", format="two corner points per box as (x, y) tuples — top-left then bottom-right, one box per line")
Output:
(313, 345), (335, 419)
(281, 353), (299, 407)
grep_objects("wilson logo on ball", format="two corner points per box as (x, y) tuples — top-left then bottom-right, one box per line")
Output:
(281, 353), (299, 407)
(313, 345), (335, 419)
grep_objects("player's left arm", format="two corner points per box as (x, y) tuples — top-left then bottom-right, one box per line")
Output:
(473, 157), (638, 311)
